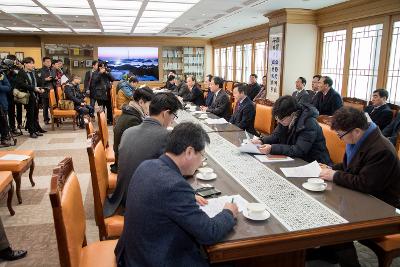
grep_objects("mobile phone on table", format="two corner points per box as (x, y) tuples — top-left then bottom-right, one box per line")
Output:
(196, 187), (221, 198)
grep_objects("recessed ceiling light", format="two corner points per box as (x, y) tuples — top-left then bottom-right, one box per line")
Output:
(74, 28), (101, 32)
(8, 26), (41, 31)
(141, 10), (183, 18)
(48, 8), (93, 16)
(38, 0), (90, 8)
(146, 2), (194, 12)
(41, 27), (72, 32)
(97, 9), (138, 17)
(94, 0), (141, 10)
(0, 5), (47, 14)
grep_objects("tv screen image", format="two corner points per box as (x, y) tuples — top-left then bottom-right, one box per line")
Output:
(98, 47), (159, 81)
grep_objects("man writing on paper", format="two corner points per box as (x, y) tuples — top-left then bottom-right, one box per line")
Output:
(252, 95), (331, 165)
(115, 122), (238, 267)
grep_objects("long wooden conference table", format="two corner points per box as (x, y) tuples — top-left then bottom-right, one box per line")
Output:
(177, 107), (400, 267)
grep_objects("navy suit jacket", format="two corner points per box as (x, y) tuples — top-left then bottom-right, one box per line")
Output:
(115, 155), (236, 267)
(365, 104), (393, 130)
(208, 89), (231, 121)
(229, 96), (256, 135)
(311, 88), (343, 116)
(382, 112), (400, 145)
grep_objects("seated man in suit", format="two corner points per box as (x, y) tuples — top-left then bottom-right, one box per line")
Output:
(246, 74), (261, 101)
(320, 107), (400, 208)
(307, 74), (321, 99)
(254, 75), (267, 101)
(382, 112), (400, 146)
(252, 95), (331, 165)
(204, 74), (214, 107)
(0, 217), (27, 261)
(292, 77), (311, 104)
(364, 88), (393, 130)
(115, 122), (238, 267)
(103, 92), (183, 217)
(229, 83), (256, 135)
(200, 76), (231, 121)
(311, 76), (343, 116)
(182, 75), (204, 106)
(172, 76), (189, 99)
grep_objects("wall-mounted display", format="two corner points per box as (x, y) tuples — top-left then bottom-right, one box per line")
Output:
(98, 47), (159, 81)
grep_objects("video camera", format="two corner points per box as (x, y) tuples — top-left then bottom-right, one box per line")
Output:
(0, 58), (19, 75)
(100, 60), (112, 73)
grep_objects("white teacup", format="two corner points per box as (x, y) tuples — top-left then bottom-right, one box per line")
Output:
(307, 178), (327, 190)
(246, 203), (266, 218)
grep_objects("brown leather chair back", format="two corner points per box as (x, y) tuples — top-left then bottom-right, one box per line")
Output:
(57, 87), (63, 102)
(85, 120), (94, 138)
(319, 123), (346, 164)
(342, 97), (367, 111)
(97, 111), (109, 148)
(87, 132), (108, 232)
(49, 89), (58, 110)
(225, 81), (234, 94)
(49, 157), (86, 267)
(396, 132), (400, 159)
(254, 103), (275, 135)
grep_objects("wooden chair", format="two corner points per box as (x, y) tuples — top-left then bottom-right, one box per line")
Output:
(111, 84), (122, 125)
(319, 122), (346, 164)
(87, 133), (123, 240)
(225, 81), (234, 94)
(342, 97), (367, 111)
(254, 103), (276, 135)
(396, 131), (400, 158)
(49, 157), (117, 267)
(85, 119), (95, 138)
(56, 86), (63, 103)
(317, 115), (333, 126)
(0, 150), (35, 204)
(49, 89), (78, 131)
(360, 236), (400, 267)
(97, 111), (115, 163)
(0, 171), (15, 216)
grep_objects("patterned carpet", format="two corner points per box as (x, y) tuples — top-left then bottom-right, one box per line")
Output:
(0, 115), (399, 267)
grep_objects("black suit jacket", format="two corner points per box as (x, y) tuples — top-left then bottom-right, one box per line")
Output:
(229, 96), (256, 135)
(247, 83), (261, 101)
(382, 112), (400, 146)
(311, 88), (343, 116)
(208, 89), (231, 121)
(333, 128), (400, 208)
(292, 89), (311, 104)
(183, 85), (205, 106)
(84, 70), (96, 97)
(365, 104), (393, 130)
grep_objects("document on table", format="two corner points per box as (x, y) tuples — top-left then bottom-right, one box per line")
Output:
(205, 118), (228, 124)
(200, 195), (248, 218)
(0, 154), (30, 161)
(238, 143), (264, 154)
(280, 160), (321, 177)
(254, 155), (294, 163)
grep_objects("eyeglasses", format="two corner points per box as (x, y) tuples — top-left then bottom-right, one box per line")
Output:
(200, 151), (207, 162)
(171, 112), (178, 120)
(337, 128), (354, 139)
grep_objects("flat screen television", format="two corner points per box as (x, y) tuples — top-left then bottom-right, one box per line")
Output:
(98, 47), (159, 81)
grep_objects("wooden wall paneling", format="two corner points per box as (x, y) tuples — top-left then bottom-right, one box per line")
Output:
(233, 45), (237, 82)
(158, 48), (163, 82)
(211, 24), (268, 48)
(341, 24), (353, 97)
(377, 16), (392, 88)
(251, 40), (255, 74)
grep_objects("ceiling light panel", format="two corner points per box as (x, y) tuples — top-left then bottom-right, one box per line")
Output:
(1, 0), (35, 6)
(102, 25), (132, 29)
(41, 27), (72, 32)
(141, 10), (183, 18)
(146, 2), (194, 12)
(8, 26), (41, 31)
(134, 28), (159, 33)
(136, 22), (168, 28)
(101, 21), (133, 26)
(100, 16), (136, 22)
(103, 29), (131, 33)
(37, 0), (90, 8)
(73, 28), (101, 32)
(47, 8), (93, 15)
(94, 0), (142, 10)
(150, 0), (200, 3)
(138, 17), (174, 23)
(0, 5), (47, 14)
(97, 9), (138, 17)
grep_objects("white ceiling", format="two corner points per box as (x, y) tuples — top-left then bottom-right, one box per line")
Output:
(0, 0), (348, 38)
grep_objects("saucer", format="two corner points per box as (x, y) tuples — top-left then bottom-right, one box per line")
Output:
(302, 182), (327, 192)
(195, 172), (217, 181)
(198, 167), (213, 173)
(202, 161), (207, 167)
(243, 210), (270, 221)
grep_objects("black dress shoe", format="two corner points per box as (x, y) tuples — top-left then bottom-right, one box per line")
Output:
(37, 128), (47, 133)
(35, 132), (43, 136)
(29, 133), (38, 138)
(0, 247), (27, 261)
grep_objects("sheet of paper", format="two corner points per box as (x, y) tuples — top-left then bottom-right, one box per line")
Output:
(254, 155), (294, 163)
(60, 75), (69, 84)
(0, 154), (30, 161)
(200, 195), (248, 218)
(205, 118), (228, 124)
(238, 143), (263, 154)
(280, 160), (321, 178)
(365, 112), (372, 123)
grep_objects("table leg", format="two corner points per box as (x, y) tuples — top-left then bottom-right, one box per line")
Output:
(233, 250), (306, 267)
(12, 172), (22, 204)
(29, 160), (35, 187)
(7, 183), (15, 216)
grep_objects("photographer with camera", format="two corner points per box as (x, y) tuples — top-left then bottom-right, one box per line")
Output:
(15, 57), (46, 139)
(3, 55), (23, 134)
(84, 60), (98, 108)
(0, 71), (12, 146)
(38, 56), (54, 125)
(64, 74), (95, 128)
(92, 61), (115, 125)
